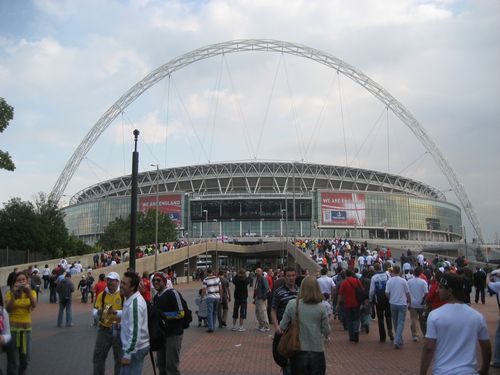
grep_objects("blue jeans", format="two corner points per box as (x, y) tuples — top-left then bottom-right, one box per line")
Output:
(493, 318), (500, 367)
(58, 298), (72, 326)
(119, 346), (149, 375)
(390, 304), (407, 346)
(206, 297), (219, 331)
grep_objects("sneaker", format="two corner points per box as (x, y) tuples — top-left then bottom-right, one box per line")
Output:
(231, 326), (238, 331)
(238, 326), (246, 332)
(258, 327), (267, 332)
(264, 327), (270, 332)
(412, 336), (418, 342)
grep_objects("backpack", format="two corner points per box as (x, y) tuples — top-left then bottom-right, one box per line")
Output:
(350, 279), (365, 305)
(166, 289), (192, 329)
(147, 303), (169, 351)
(373, 274), (389, 303)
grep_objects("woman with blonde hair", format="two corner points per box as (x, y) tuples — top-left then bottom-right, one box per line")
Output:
(280, 276), (331, 375)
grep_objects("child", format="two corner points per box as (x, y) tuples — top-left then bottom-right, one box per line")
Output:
(195, 288), (208, 327)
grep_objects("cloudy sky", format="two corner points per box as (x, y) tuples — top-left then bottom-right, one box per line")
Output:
(0, 0), (498, 242)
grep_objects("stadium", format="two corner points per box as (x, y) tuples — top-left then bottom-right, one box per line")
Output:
(55, 40), (481, 248)
(61, 161), (463, 245)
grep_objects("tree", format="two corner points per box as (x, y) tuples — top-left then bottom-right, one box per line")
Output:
(33, 192), (69, 255)
(0, 194), (91, 259)
(0, 97), (15, 171)
(0, 198), (41, 252)
(98, 210), (177, 250)
(98, 217), (130, 250)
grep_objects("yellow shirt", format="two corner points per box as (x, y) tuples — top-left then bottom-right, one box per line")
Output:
(94, 290), (123, 328)
(5, 290), (36, 325)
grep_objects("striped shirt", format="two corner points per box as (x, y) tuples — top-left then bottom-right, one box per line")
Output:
(203, 276), (221, 299)
(272, 285), (299, 322)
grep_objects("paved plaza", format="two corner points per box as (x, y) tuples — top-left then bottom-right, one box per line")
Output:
(2, 281), (500, 375)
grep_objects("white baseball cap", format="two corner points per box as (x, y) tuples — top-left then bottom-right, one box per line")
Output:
(106, 272), (120, 281)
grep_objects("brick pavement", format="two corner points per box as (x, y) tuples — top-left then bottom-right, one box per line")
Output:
(4, 282), (500, 374)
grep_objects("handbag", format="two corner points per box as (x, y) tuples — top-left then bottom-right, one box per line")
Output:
(277, 297), (301, 358)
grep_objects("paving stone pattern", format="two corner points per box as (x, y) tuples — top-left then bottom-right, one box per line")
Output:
(2, 282), (500, 374)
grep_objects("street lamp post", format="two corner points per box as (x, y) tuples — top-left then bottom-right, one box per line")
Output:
(463, 225), (468, 259)
(214, 219), (218, 272)
(129, 129), (140, 271)
(281, 209), (286, 268)
(203, 209), (208, 268)
(186, 232), (190, 284)
(151, 164), (159, 272)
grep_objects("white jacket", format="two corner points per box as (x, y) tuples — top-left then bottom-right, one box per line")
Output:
(120, 291), (149, 359)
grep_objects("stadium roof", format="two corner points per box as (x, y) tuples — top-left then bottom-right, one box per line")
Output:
(70, 162), (445, 204)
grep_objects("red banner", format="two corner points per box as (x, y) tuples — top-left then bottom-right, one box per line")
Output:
(139, 194), (182, 226)
(321, 192), (366, 226)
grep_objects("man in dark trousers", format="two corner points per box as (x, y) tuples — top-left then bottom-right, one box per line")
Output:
(473, 266), (487, 304)
(56, 272), (75, 327)
(153, 272), (189, 375)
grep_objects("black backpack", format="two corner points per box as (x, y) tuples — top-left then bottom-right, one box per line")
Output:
(147, 303), (169, 351)
(169, 289), (192, 329)
(182, 306), (192, 329)
(373, 274), (389, 303)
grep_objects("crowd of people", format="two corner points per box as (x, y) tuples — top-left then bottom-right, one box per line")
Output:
(1, 263), (191, 375)
(2, 237), (500, 374)
(190, 237), (500, 375)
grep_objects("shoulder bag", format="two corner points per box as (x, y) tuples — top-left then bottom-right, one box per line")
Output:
(277, 297), (301, 358)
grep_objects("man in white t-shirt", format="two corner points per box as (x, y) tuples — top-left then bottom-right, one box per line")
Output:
(417, 252), (425, 267)
(407, 268), (428, 341)
(357, 256), (366, 271)
(385, 265), (411, 349)
(420, 272), (491, 375)
(317, 268), (336, 300)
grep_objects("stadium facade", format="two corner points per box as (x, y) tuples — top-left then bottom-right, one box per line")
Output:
(61, 161), (463, 245)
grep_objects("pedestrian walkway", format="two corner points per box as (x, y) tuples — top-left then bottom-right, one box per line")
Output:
(4, 282), (500, 374)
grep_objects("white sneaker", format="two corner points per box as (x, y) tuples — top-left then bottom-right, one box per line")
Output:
(258, 327), (267, 332)
(238, 326), (246, 332)
(412, 336), (418, 342)
(231, 326), (238, 331)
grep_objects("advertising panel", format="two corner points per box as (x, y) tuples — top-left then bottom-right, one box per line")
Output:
(321, 192), (365, 226)
(139, 194), (182, 227)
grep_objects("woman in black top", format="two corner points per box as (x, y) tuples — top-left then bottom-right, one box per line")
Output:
(231, 269), (250, 331)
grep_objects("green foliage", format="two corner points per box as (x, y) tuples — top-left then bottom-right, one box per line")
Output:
(98, 209), (177, 250)
(0, 97), (15, 171)
(98, 216), (130, 250)
(0, 193), (91, 258)
(0, 198), (41, 252)
(34, 192), (69, 255)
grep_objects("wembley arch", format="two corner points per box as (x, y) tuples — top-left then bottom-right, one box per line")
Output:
(50, 39), (484, 243)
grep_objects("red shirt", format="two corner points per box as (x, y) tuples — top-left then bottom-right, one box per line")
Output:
(339, 277), (363, 308)
(266, 275), (273, 291)
(94, 280), (107, 297)
(140, 277), (152, 302)
(427, 279), (446, 310)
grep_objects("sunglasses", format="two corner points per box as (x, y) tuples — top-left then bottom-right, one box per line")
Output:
(153, 278), (163, 283)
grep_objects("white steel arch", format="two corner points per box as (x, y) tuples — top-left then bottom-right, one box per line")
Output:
(50, 39), (484, 243)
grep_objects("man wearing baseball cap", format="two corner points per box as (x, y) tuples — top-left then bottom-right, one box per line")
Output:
(420, 272), (491, 375)
(93, 272), (124, 375)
